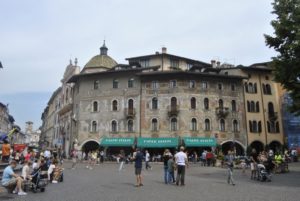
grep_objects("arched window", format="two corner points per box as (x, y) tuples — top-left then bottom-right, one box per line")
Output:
(152, 97), (158, 110)
(191, 97), (196, 109)
(231, 100), (236, 112)
(256, 102), (260, 112)
(219, 119), (225, 131)
(266, 84), (272, 95)
(258, 121), (262, 133)
(233, 120), (238, 132)
(94, 80), (99, 89)
(152, 118), (158, 131)
(171, 97), (177, 110)
(254, 83), (257, 93)
(249, 121), (253, 132)
(247, 101), (250, 112)
(113, 79), (119, 89)
(253, 121), (258, 133)
(128, 120), (133, 132)
(205, 119), (210, 131)
(112, 100), (118, 111)
(248, 83), (253, 93)
(128, 99), (134, 110)
(268, 102), (274, 114)
(111, 120), (118, 132)
(191, 118), (197, 131)
(204, 98), (209, 110)
(218, 99), (223, 108)
(93, 101), (98, 112)
(245, 83), (248, 93)
(128, 78), (134, 88)
(250, 101), (255, 112)
(91, 121), (97, 133)
(171, 118), (177, 131)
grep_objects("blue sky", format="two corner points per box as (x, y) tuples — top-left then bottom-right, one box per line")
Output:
(0, 0), (276, 130)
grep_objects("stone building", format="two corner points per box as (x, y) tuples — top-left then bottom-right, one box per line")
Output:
(0, 102), (15, 134)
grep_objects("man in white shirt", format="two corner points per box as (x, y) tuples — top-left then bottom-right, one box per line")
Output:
(44, 149), (51, 159)
(145, 150), (152, 170)
(175, 146), (188, 186)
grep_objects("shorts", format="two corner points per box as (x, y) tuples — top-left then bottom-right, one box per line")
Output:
(135, 168), (142, 175)
(2, 178), (17, 187)
(250, 162), (256, 171)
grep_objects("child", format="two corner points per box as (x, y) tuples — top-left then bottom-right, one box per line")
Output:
(167, 156), (176, 184)
(22, 160), (32, 180)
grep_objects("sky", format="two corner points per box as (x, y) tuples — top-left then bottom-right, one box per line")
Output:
(0, 0), (276, 130)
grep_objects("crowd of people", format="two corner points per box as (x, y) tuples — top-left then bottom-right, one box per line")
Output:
(1, 143), (64, 196)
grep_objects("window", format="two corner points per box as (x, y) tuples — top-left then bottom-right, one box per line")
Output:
(93, 101), (98, 112)
(191, 97), (196, 109)
(267, 121), (280, 133)
(113, 79), (119, 89)
(128, 120), (133, 132)
(171, 118), (177, 131)
(231, 83), (236, 91)
(170, 80), (177, 88)
(189, 80), (195, 88)
(112, 100), (118, 111)
(246, 82), (257, 94)
(152, 81), (159, 89)
(218, 83), (223, 90)
(268, 102), (275, 115)
(250, 101), (255, 112)
(265, 84), (272, 95)
(94, 80), (99, 90)
(233, 120), (239, 132)
(152, 97), (158, 110)
(128, 99), (134, 110)
(140, 59), (150, 67)
(191, 118), (197, 131)
(152, 118), (158, 131)
(128, 78), (134, 88)
(170, 59), (179, 68)
(256, 102), (260, 112)
(248, 101), (259, 113)
(91, 121), (97, 133)
(219, 119), (225, 131)
(187, 63), (193, 70)
(204, 98), (209, 110)
(249, 120), (262, 133)
(218, 99), (224, 108)
(205, 119), (210, 131)
(111, 120), (118, 132)
(202, 82), (208, 89)
(231, 100), (236, 112)
(171, 97), (177, 110)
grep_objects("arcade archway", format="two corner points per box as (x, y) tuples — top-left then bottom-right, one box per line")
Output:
(221, 140), (245, 155)
(249, 141), (264, 152)
(269, 141), (282, 153)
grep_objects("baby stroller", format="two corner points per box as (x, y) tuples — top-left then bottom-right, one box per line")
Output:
(26, 169), (48, 193)
(257, 163), (271, 182)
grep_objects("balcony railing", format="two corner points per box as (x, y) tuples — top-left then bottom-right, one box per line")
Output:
(268, 112), (278, 120)
(124, 108), (136, 119)
(215, 107), (229, 118)
(168, 105), (179, 117)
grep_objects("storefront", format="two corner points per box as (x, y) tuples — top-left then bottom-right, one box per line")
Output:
(100, 137), (135, 157)
(183, 137), (217, 153)
(137, 137), (179, 158)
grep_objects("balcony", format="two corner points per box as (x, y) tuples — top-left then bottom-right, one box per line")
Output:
(268, 112), (278, 120)
(168, 105), (179, 117)
(215, 107), (229, 118)
(124, 108), (136, 119)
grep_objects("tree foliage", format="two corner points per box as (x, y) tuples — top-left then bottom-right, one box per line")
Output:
(265, 0), (300, 115)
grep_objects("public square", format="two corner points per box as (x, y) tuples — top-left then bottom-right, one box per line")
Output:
(1, 161), (299, 201)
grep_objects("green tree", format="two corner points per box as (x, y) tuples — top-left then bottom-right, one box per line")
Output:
(265, 0), (300, 115)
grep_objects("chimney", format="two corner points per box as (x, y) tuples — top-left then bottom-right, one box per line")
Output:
(211, 60), (216, 68)
(162, 47), (167, 54)
(155, 51), (159, 55)
(216, 61), (221, 67)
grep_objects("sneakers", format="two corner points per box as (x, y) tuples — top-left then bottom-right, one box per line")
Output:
(52, 180), (58, 184)
(12, 190), (18, 194)
(18, 191), (27, 196)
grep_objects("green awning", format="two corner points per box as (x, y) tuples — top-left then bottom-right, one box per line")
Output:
(100, 137), (135, 147)
(183, 137), (216, 147)
(137, 137), (179, 148)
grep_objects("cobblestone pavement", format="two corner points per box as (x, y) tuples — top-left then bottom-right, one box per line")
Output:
(1, 162), (300, 201)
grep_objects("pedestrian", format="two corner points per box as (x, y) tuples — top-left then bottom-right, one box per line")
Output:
(2, 140), (11, 163)
(175, 146), (188, 186)
(167, 156), (175, 184)
(163, 149), (171, 184)
(145, 150), (152, 170)
(118, 150), (125, 172)
(250, 149), (258, 180)
(201, 150), (207, 166)
(225, 150), (235, 186)
(71, 149), (77, 170)
(100, 150), (104, 163)
(132, 148), (143, 187)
